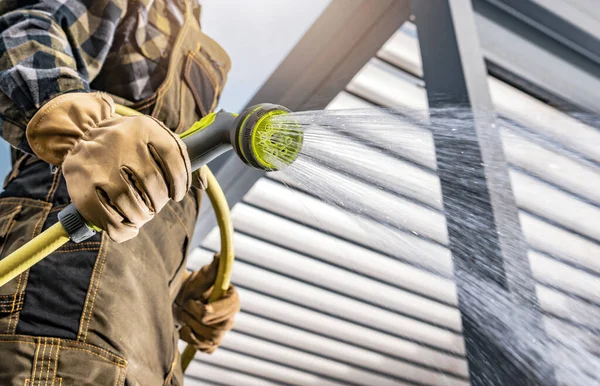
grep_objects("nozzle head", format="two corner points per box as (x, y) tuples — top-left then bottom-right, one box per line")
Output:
(233, 103), (302, 171)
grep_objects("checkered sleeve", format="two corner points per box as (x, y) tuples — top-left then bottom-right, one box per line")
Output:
(0, 0), (127, 153)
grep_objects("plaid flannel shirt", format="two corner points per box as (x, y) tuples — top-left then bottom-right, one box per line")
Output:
(0, 0), (193, 154)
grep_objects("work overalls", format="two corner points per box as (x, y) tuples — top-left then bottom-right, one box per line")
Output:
(0, 1), (230, 384)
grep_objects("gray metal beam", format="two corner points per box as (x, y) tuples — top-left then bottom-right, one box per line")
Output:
(413, 0), (555, 384)
(247, 0), (411, 112)
(473, 0), (600, 115)
(481, 0), (600, 67)
(192, 0), (411, 245)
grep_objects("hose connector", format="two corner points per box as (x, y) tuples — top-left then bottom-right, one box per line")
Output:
(58, 203), (97, 243)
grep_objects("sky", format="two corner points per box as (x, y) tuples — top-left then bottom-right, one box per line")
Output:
(198, 0), (331, 112)
(0, 0), (330, 188)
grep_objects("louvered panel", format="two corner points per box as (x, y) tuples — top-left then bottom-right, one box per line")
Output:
(231, 203), (458, 304)
(347, 58), (428, 114)
(232, 312), (468, 384)
(190, 247), (469, 378)
(203, 231), (462, 330)
(202, 258), (466, 355)
(189, 245), (469, 382)
(378, 25), (422, 77)
(244, 179), (454, 276)
(235, 287), (468, 376)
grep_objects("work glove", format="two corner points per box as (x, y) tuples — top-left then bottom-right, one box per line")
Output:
(193, 165), (209, 191)
(26, 92), (191, 242)
(174, 255), (240, 353)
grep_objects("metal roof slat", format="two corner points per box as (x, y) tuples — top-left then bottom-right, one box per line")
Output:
(536, 285), (600, 332)
(327, 91), (376, 110)
(195, 348), (345, 386)
(182, 374), (224, 386)
(185, 360), (280, 386)
(501, 127), (600, 207)
(377, 27), (424, 78)
(519, 212), (600, 274)
(346, 58), (429, 115)
(529, 251), (600, 305)
(510, 170), (600, 242)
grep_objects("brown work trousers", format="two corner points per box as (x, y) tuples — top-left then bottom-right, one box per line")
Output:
(0, 155), (202, 386)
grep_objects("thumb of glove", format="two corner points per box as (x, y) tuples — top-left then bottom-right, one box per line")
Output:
(179, 255), (220, 303)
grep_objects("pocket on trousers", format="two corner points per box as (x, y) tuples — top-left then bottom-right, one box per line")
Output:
(0, 201), (21, 258)
(0, 202), (23, 316)
(183, 47), (225, 119)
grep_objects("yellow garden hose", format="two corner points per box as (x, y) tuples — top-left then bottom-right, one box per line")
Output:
(0, 223), (70, 287)
(181, 167), (234, 371)
(0, 104), (235, 372)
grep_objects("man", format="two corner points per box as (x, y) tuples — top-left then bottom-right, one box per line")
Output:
(0, 1), (240, 385)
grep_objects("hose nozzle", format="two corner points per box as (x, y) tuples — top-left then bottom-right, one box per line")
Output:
(181, 103), (302, 172)
(233, 104), (302, 171)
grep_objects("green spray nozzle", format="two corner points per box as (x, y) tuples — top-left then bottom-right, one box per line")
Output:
(180, 103), (302, 172)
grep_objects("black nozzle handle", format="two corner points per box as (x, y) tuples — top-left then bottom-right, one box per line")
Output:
(58, 203), (97, 243)
(181, 111), (238, 171)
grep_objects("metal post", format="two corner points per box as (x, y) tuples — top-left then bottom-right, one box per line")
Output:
(413, 0), (556, 384)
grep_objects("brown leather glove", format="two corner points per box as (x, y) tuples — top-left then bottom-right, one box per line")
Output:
(26, 92), (191, 242)
(193, 165), (208, 191)
(174, 255), (240, 353)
